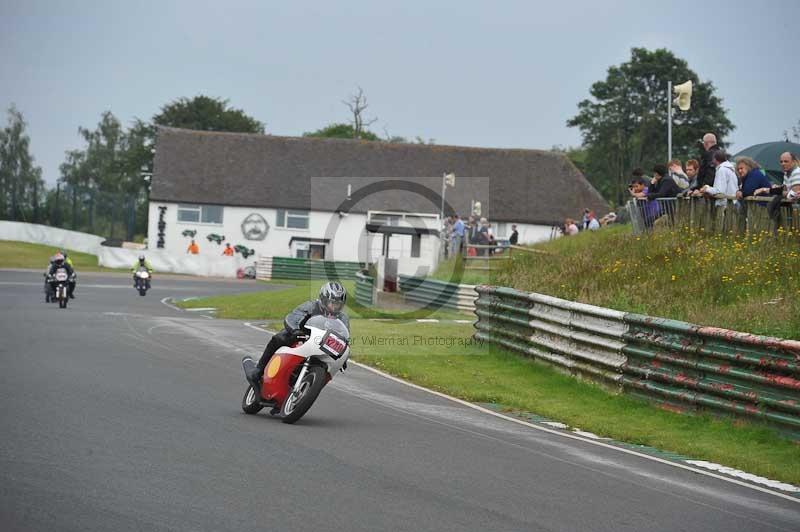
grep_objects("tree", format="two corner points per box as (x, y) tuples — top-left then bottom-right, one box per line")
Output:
(783, 119), (800, 143)
(567, 48), (734, 205)
(0, 105), (43, 221)
(343, 86), (377, 139)
(152, 95), (265, 134)
(303, 123), (380, 141)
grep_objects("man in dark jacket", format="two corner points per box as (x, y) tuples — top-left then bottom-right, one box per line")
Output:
(247, 282), (350, 386)
(648, 164), (683, 200)
(696, 133), (721, 190)
(645, 164), (682, 226)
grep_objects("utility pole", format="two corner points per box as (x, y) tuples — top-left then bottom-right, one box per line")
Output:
(667, 80), (673, 162)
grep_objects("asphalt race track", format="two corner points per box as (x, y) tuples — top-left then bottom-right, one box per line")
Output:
(1, 270), (799, 531)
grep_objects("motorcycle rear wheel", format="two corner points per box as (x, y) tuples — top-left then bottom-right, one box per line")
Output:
(281, 365), (326, 424)
(241, 384), (264, 415)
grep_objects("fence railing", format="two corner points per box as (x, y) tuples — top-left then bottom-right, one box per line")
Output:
(474, 285), (800, 438)
(627, 195), (800, 235)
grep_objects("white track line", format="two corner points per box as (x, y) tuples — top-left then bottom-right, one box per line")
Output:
(160, 297), (181, 311)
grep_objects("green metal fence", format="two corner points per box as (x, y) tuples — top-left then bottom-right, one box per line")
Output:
(474, 285), (800, 438)
(355, 272), (375, 306)
(399, 275), (477, 312)
(270, 256), (363, 281)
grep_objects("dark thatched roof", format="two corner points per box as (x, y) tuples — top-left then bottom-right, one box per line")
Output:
(150, 127), (608, 225)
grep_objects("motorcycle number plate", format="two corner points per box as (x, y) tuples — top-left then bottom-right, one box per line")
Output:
(319, 331), (347, 359)
(55, 271), (68, 281)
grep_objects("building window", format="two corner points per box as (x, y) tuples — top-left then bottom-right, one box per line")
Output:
(178, 204), (200, 223)
(411, 234), (421, 258)
(177, 204), (223, 225)
(201, 205), (223, 224)
(276, 209), (309, 229)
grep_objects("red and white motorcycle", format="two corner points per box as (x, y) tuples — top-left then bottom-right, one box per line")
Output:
(241, 315), (350, 424)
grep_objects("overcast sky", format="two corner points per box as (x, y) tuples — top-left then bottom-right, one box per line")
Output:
(2, 0), (798, 184)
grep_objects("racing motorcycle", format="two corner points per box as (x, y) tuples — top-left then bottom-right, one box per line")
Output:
(134, 267), (151, 296)
(48, 267), (70, 309)
(241, 315), (350, 424)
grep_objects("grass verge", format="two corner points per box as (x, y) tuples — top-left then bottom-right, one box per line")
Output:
(181, 280), (800, 485)
(177, 278), (467, 320)
(0, 240), (124, 272)
(494, 225), (800, 339)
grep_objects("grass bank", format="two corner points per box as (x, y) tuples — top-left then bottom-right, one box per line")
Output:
(0, 240), (123, 272)
(494, 225), (800, 339)
(182, 279), (800, 484)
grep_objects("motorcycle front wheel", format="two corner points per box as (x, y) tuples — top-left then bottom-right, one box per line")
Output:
(281, 365), (326, 424)
(241, 384), (264, 415)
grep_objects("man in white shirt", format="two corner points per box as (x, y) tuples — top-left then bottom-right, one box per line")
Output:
(701, 151), (739, 206)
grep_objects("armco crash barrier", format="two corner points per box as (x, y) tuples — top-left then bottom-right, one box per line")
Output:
(399, 275), (477, 312)
(474, 285), (800, 438)
(256, 256), (362, 281)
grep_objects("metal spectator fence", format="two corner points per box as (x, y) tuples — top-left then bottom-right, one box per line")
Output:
(474, 285), (800, 439)
(627, 195), (800, 236)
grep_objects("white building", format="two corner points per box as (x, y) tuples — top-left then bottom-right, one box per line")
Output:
(148, 128), (608, 276)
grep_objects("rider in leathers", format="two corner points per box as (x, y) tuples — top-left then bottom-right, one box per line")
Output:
(248, 282), (349, 386)
(47, 253), (75, 298)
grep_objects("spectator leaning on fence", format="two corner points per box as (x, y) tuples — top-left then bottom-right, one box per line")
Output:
(563, 218), (579, 236)
(700, 151), (739, 206)
(680, 159), (700, 194)
(668, 159), (690, 189)
(647, 164), (682, 200)
(735, 156), (772, 199)
(629, 175), (660, 228)
(779, 152), (800, 200)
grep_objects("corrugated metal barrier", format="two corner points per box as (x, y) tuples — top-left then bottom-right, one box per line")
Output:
(355, 272), (375, 306)
(256, 256), (362, 281)
(473, 286), (626, 388)
(474, 285), (800, 437)
(255, 256), (272, 280)
(399, 275), (477, 312)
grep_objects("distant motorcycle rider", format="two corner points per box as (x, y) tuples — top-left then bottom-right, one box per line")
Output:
(47, 252), (76, 298)
(248, 282), (349, 386)
(131, 255), (154, 286)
